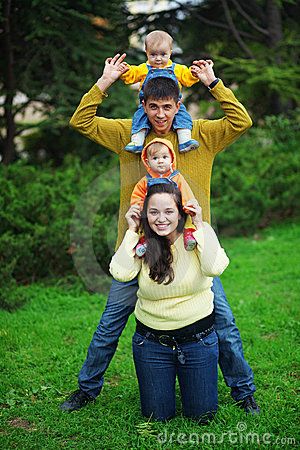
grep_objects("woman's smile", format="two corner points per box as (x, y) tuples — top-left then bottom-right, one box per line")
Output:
(155, 223), (169, 230)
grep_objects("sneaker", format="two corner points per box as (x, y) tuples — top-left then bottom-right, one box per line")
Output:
(124, 142), (143, 153)
(184, 228), (197, 251)
(178, 139), (199, 153)
(59, 389), (95, 412)
(237, 395), (260, 415)
(135, 237), (147, 257)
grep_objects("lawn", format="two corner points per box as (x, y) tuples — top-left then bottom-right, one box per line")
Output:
(0, 221), (299, 449)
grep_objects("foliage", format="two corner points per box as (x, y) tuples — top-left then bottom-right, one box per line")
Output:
(0, 221), (299, 447)
(0, 0), (134, 163)
(19, 89), (137, 166)
(20, 123), (112, 166)
(216, 56), (300, 119)
(0, 155), (120, 309)
(211, 112), (300, 234)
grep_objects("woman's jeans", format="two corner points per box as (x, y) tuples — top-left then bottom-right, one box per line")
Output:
(78, 277), (255, 402)
(132, 330), (219, 421)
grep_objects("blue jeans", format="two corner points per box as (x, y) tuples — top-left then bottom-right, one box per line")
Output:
(212, 277), (255, 401)
(132, 330), (218, 421)
(78, 277), (255, 401)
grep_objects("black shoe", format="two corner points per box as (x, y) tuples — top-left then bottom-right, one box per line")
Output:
(60, 389), (95, 412)
(237, 395), (260, 415)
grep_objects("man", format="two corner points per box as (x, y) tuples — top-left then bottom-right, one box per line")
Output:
(60, 53), (259, 414)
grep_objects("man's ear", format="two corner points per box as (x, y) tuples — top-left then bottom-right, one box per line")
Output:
(142, 99), (146, 112)
(176, 101), (181, 113)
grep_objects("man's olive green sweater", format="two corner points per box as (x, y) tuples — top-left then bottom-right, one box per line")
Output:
(70, 80), (252, 249)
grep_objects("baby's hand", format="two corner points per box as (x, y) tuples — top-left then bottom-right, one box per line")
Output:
(190, 64), (200, 78)
(120, 62), (130, 74)
(184, 200), (198, 217)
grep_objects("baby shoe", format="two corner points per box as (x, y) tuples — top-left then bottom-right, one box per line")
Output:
(183, 228), (197, 251)
(124, 142), (143, 153)
(178, 139), (199, 153)
(135, 237), (147, 257)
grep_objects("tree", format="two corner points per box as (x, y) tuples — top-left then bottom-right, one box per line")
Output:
(0, 0), (134, 164)
(127, 0), (300, 119)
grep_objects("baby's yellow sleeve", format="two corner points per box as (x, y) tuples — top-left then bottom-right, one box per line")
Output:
(120, 63), (148, 85)
(174, 64), (199, 88)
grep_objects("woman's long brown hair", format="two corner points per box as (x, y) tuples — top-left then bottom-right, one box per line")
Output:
(141, 183), (186, 285)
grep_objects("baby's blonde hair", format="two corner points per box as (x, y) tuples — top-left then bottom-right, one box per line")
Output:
(146, 142), (171, 158)
(145, 30), (173, 52)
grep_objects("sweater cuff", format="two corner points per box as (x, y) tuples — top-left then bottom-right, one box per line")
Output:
(124, 229), (140, 254)
(208, 79), (228, 99)
(208, 78), (220, 90)
(193, 226), (205, 252)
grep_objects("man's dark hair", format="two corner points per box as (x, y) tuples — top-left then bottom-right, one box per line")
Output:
(143, 77), (180, 104)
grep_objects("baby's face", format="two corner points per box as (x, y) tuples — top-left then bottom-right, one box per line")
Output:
(146, 42), (171, 68)
(146, 145), (172, 174)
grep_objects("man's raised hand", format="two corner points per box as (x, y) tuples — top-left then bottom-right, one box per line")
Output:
(104, 53), (128, 80)
(191, 59), (216, 87)
(97, 53), (129, 91)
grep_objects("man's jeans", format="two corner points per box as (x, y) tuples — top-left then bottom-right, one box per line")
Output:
(78, 276), (255, 401)
(132, 330), (219, 421)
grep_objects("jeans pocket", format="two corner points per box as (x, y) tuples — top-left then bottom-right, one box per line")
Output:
(199, 331), (218, 348)
(132, 332), (145, 346)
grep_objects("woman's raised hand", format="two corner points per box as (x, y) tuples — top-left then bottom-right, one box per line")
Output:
(125, 204), (141, 232)
(184, 199), (203, 229)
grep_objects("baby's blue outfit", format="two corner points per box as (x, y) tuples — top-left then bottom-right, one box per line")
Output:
(131, 63), (193, 135)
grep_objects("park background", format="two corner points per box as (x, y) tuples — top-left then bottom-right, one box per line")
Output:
(0, 0), (299, 448)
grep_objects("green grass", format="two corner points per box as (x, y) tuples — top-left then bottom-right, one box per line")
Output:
(0, 221), (299, 449)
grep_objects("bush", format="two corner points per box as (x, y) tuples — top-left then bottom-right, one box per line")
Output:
(211, 114), (300, 234)
(0, 155), (119, 309)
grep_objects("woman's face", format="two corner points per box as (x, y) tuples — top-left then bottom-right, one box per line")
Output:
(147, 193), (181, 242)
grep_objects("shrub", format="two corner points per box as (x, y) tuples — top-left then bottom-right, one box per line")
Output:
(211, 114), (300, 234)
(0, 155), (119, 309)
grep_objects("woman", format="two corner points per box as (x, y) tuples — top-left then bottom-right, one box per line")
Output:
(109, 183), (229, 422)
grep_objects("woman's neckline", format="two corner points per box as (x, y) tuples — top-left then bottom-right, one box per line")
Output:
(168, 231), (182, 246)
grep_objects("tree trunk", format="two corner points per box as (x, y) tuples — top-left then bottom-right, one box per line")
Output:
(266, 0), (283, 114)
(266, 0), (283, 50)
(2, 0), (16, 165)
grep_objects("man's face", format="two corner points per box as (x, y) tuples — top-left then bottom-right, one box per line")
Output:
(142, 97), (180, 135)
